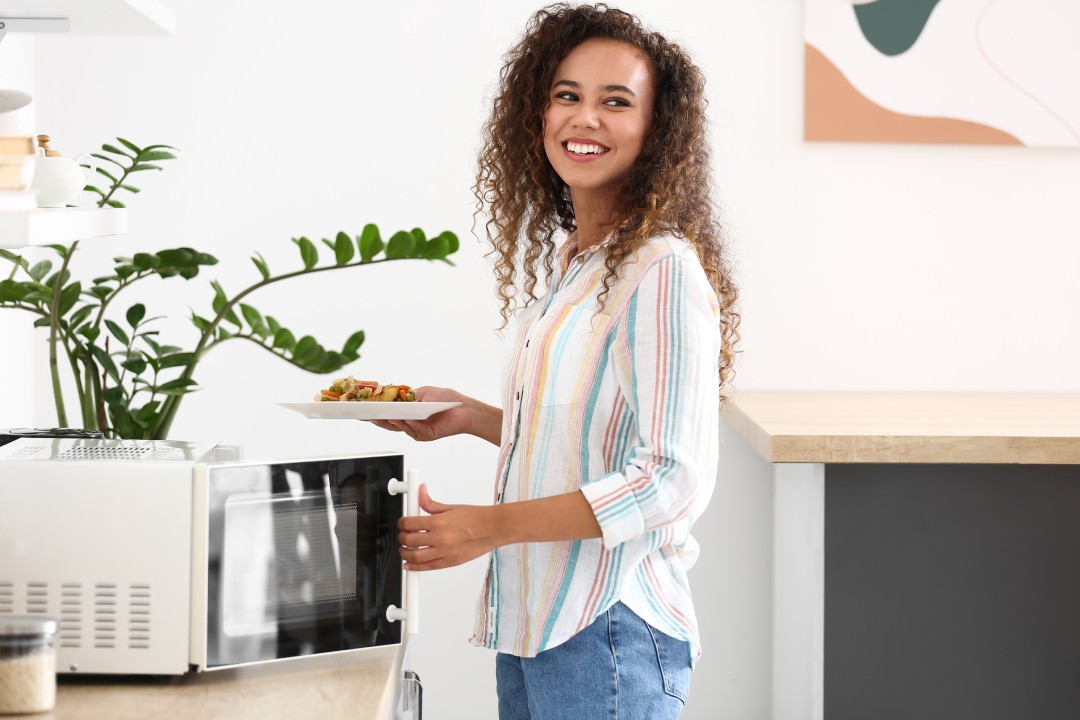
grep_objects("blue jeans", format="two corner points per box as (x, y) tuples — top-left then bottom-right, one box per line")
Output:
(495, 601), (692, 720)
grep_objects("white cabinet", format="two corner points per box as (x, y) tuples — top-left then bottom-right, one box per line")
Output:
(0, 207), (126, 248)
(0, 0), (173, 250)
(0, 0), (175, 36)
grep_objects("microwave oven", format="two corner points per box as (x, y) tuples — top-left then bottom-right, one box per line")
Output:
(0, 438), (419, 675)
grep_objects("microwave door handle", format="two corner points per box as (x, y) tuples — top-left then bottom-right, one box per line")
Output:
(386, 468), (420, 635)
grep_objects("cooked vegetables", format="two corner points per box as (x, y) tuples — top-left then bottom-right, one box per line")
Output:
(315, 375), (416, 402)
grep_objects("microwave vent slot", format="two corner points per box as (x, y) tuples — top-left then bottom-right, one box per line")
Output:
(58, 582), (83, 648)
(128, 584), (152, 649)
(0, 581), (13, 613)
(26, 581), (48, 614)
(93, 583), (117, 648)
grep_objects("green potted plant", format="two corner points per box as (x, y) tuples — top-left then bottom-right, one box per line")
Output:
(0, 138), (459, 439)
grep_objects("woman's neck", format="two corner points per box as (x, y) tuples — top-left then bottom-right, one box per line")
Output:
(570, 188), (625, 253)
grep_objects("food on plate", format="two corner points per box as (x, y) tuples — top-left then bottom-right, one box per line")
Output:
(315, 375), (417, 402)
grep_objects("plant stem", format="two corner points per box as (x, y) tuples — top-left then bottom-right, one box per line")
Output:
(48, 241), (78, 427)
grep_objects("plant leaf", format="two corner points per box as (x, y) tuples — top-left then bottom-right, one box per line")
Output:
(273, 328), (296, 351)
(156, 377), (199, 395)
(0, 279), (28, 302)
(102, 143), (133, 158)
(343, 330), (365, 355)
(334, 231), (355, 265)
(126, 303), (146, 327)
(138, 150), (177, 162)
(159, 352), (197, 369)
(210, 280), (242, 328)
(292, 335), (318, 362)
(91, 152), (128, 170)
(423, 234), (449, 260)
(129, 163), (162, 173)
(240, 306), (267, 336)
(385, 231), (415, 260)
(410, 227), (428, 257)
(121, 358), (147, 375)
(58, 281), (82, 316)
(292, 236), (318, 269)
(28, 260), (52, 282)
(103, 386), (126, 405)
(91, 345), (121, 382)
(358, 224), (383, 263)
(106, 199), (126, 209)
(251, 252), (270, 280)
(68, 304), (97, 329)
(105, 319), (130, 346)
(135, 401), (161, 423)
(95, 167), (118, 183)
(440, 230), (460, 255)
(116, 137), (142, 155)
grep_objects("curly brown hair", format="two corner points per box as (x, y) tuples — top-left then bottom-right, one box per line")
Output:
(474, 2), (739, 391)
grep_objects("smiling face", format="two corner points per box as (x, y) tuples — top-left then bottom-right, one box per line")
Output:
(543, 38), (656, 211)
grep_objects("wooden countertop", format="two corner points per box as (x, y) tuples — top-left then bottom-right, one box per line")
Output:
(724, 392), (1080, 464)
(45, 645), (402, 720)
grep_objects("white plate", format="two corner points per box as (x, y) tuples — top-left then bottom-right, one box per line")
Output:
(276, 401), (461, 421)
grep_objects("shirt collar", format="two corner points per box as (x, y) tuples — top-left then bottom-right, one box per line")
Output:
(557, 231), (617, 271)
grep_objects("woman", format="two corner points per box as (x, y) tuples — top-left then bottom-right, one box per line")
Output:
(374, 4), (739, 717)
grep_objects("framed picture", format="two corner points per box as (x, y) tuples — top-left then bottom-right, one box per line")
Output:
(804, 0), (1080, 147)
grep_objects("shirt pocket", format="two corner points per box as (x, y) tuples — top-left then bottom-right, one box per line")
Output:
(532, 303), (613, 407)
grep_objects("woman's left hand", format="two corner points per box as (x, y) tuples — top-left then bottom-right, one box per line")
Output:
(397, 484), (504, 571)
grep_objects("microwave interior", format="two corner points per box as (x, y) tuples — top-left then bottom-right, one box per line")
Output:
(205, 455), (403, 668)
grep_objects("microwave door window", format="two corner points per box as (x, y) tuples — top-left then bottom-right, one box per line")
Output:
(206, 458), (402, 668)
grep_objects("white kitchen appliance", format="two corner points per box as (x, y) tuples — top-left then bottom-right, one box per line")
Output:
(0, 438), (419, 676)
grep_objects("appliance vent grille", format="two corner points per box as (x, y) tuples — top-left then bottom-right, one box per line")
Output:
(59, 583), (83, 648)
(59, 446), (150, 461)
(0, 582), (12, 613)
(4, 443), (49, 459)
(25, 581), (49, 614)
(93, 583), (118, 648)
(128, 584), (151, 649)
(56, 445), (186, 461)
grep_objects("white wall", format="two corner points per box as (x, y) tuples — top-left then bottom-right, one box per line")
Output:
(0, 33), (36, 429)
(7, 0), (1079, 717)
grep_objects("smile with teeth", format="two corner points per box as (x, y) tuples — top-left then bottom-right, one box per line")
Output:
(565, 141), (609, 156)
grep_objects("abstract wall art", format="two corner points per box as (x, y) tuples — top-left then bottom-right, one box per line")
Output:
(804, 0), (1080, 147)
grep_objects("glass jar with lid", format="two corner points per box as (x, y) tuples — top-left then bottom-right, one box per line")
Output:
(0, 616), (58, 715)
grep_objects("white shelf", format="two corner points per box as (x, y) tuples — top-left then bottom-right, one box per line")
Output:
(0, 207), (126, 248)
(0, 0), (175, 36)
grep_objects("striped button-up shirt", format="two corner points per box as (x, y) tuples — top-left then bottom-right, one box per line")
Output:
(469, 232), (722, 661)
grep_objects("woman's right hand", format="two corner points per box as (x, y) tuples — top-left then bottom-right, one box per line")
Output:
(368, 386), (476, 442)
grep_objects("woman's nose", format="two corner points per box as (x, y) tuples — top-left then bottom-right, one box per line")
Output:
(571, 103), (599, 129)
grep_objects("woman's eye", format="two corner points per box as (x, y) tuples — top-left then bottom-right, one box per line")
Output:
(604, 97), (630, 107)
(555, 91), (579, 101)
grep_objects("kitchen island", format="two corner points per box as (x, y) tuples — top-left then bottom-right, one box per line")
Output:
(724, 392), (1080, 720)
(48, 644), (405, 720)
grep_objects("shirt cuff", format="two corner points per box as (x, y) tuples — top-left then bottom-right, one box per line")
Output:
(580, 471), (645, 549)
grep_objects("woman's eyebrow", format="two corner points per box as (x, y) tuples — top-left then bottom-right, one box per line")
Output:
(551, 79), (637, 97)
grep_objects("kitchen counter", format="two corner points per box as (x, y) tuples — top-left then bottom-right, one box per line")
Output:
(721, 391), (1080, 720)
(725, 391), (1080, 463)
(46, 645), (403, 720)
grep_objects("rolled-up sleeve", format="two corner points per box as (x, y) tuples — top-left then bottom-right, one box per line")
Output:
(580, 252), (721, 549)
